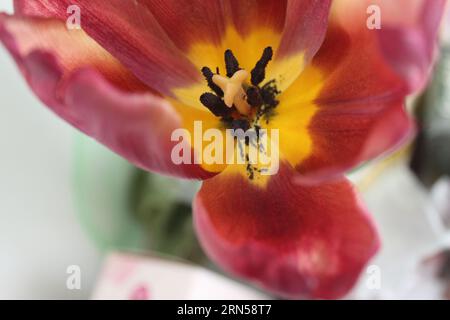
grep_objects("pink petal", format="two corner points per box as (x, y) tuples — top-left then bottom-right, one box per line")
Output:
(13, 0), (201, 95)
(0, 14), (212, 179)
(332, 0), (447, 93)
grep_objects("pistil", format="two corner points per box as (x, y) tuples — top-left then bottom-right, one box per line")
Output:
(212, 70), (252, 116)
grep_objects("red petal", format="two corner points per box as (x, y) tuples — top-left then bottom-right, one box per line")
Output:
(276, 0), (331, 62)
(265, 0), (332, 91)
(0, 14), (212, 179)
(332, 0), (446, 93)
(225, 0), (331, 60)
(290, 23), (414, 183)
(194, 163), (380, 299)
(13, 0), (201, 95)
(142, 0), (227, 51)
(226, 0), (287, 36)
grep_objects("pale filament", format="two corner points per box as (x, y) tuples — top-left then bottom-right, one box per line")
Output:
(212, 70), (252, 116)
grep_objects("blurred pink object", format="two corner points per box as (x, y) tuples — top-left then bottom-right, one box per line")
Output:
(92, 252), (267, 300)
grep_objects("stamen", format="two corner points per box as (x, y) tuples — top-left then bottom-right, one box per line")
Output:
(261, 80), (280, 109)
(201, 67), (223, 97)
(200, 93), (231, 117)
(224, 49), (240, 78)
(246, 86), (263, 108)
(251, 47), (273, 86)
(199, 47), (280, 123)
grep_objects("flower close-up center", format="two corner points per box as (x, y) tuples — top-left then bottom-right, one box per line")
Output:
(0, 0), (446, 301)
(199, 47), (280, 131)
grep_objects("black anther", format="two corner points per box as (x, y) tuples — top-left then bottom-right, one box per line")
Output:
(246, 86), (263, 108)
(200, 93), (231, 117)
(202, 67), (223, 97)
(251, 47), (273, 86)
(225, 49), (240, 77)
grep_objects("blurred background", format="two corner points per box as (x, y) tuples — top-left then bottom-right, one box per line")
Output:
(0, 2), (100, 299)
(1, 2), (450, 299)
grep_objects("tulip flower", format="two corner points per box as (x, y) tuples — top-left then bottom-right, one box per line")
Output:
(0, 0), (445, 299)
